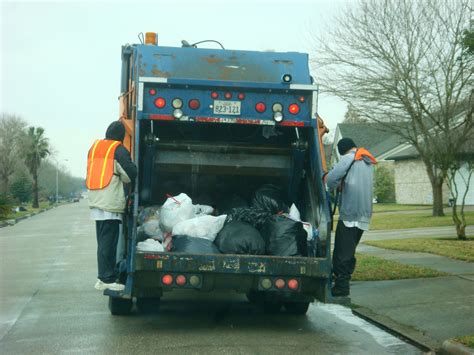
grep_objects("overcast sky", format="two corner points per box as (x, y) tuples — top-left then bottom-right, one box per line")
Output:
(1, 0), (349, 178)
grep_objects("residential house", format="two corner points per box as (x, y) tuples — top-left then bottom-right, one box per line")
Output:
(331, 123), (474, 205)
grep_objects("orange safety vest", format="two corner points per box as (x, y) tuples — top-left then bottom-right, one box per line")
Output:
(86, 139), (121, 190)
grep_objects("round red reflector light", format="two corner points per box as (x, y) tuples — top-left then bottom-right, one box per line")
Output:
(224, 92), (232, 99)
(255, 102), (266, 113)
(149, 88), (157, 95)
(154, 97), (166, 109)
(238, 93), (245, 100)
(298, 96), (305, 103)
(275, 279), (285, 289)
(162, 274), (173, 285)
(211, 92), (219, 99)
(288, 279), (299, 290)
(288, 104), (300, 115)
(189, 99), (200, 110)
(176, 275), (186, 286)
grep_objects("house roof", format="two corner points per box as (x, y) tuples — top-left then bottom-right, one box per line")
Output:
(385, 134), (474, 161)
(337, 123), (404, 158)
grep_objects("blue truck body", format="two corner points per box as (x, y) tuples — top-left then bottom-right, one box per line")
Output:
(107, 40), (332, 315)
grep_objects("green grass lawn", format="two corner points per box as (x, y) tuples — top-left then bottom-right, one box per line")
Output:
(1, 201), (53, 220)
(372, 204), (431, 213)
(352, 253), (447, 281)
(333, 211), (474, 230)
(370, 211), (474, 230)
(454, 334), (474, 349)
(364, 237), (474, 262)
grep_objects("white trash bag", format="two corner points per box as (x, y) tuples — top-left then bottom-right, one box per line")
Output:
(160, 193), (195, 232)
(137, 238), (164, 252)
(194, 204), (214, 216)
(172, 215), (227, 242)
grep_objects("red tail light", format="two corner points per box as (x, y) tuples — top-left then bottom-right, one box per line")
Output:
(189, 99), (200, 110)
(275, 278), (285, 289)
(211, 92), (219, 99)
(176, 275), (186, 286)
(255, 102), (266, 113)
(154, 97), (166, 109)
(288, 279), (299, 290)
(162, 274), (173, 285)
(288, 104), (300, 115)
(238, 93), (245, 100)
(149, 89), (157, 95)
(225, 92), (232, 99)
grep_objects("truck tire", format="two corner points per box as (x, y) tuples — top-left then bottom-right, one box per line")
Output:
(108, 297), (132, 316)
(136, 297), (161, 314)
(284, 301), (310, 315)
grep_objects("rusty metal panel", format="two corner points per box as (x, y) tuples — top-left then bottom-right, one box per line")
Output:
(136, 45), (311, 85)
(136, 252), (331, 278)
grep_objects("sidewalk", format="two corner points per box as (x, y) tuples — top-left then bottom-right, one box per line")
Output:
(350, 236), (474, 353)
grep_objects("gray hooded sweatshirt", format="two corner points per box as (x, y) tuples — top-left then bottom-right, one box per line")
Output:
(326, 149), (375, 225)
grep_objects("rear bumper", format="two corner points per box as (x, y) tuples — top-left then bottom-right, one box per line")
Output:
(135, 252), (331, 278)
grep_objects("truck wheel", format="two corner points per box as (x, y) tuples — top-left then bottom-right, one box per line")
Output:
(108, 297), (132, 316)
(136, 297), (161, 314)
(284, 302), (310, 315)
(263, 301), (282, 314)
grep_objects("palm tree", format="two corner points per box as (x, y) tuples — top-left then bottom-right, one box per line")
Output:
(24, 127), (50, 208)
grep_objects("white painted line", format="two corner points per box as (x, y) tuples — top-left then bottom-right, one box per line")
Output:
(318, 303), (407, 348)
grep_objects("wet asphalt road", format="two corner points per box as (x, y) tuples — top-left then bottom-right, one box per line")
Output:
(0, 201), (422, 354)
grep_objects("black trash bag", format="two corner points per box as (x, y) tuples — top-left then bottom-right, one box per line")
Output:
(215, 221), (266, 255)
(261, 215), (308, 257)
(252, 184), (289, 214)
(171, 235), (221, 254)
(216, 194), (249, 215)
(226, 207), (272, 230)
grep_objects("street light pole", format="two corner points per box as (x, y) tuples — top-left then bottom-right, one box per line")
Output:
(56, 161), (59, 204)
(55, 158), (68, 204)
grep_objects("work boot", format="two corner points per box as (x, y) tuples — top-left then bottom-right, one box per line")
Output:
(332, 276), (350, 297)
(331, 286), (349, 297)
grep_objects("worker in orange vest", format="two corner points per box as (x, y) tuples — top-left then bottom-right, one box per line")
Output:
(324, 137), (377, 297)
(86, 121), (137, 291)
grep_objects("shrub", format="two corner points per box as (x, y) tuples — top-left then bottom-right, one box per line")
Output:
(374, 165), (395, 203)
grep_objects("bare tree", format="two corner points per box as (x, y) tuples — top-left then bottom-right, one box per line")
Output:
(447, 159), (473, 240)
(0, 114), (27, 196)
(312, 0), (473, 216)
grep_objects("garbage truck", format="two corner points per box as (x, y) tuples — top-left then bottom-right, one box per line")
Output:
(106, 32), (332, 315)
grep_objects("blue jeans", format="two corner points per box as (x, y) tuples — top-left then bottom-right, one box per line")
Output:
(96, 220), (120, 283)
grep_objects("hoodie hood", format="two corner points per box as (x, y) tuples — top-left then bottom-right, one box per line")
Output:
(354, 148), (377, 164)
(105, 121), (125, 141)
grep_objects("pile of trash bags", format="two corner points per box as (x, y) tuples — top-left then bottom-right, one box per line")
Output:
(136, 184), (317, 257)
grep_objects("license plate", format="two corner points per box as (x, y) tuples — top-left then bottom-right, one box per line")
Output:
(213, 100), (241, 115)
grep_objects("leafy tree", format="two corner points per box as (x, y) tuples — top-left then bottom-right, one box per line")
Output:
(23, 127), (50, 208)
(374, 165), (395, 203)
(462, 28), (474, 55)
(38, 160), (85, 200)
(0, 195), (11, 219)
(10, 173), (32, 203)
(313, 0), (473, 216)
(0, 114), (27, 196)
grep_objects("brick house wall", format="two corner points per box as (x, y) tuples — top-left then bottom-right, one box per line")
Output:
(394, 159), (450, 205)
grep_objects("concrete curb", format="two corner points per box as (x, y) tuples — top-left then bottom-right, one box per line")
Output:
(352, 306), (438, 353)
(440, 340), (474, 355)
(0, 206), (55, 228)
